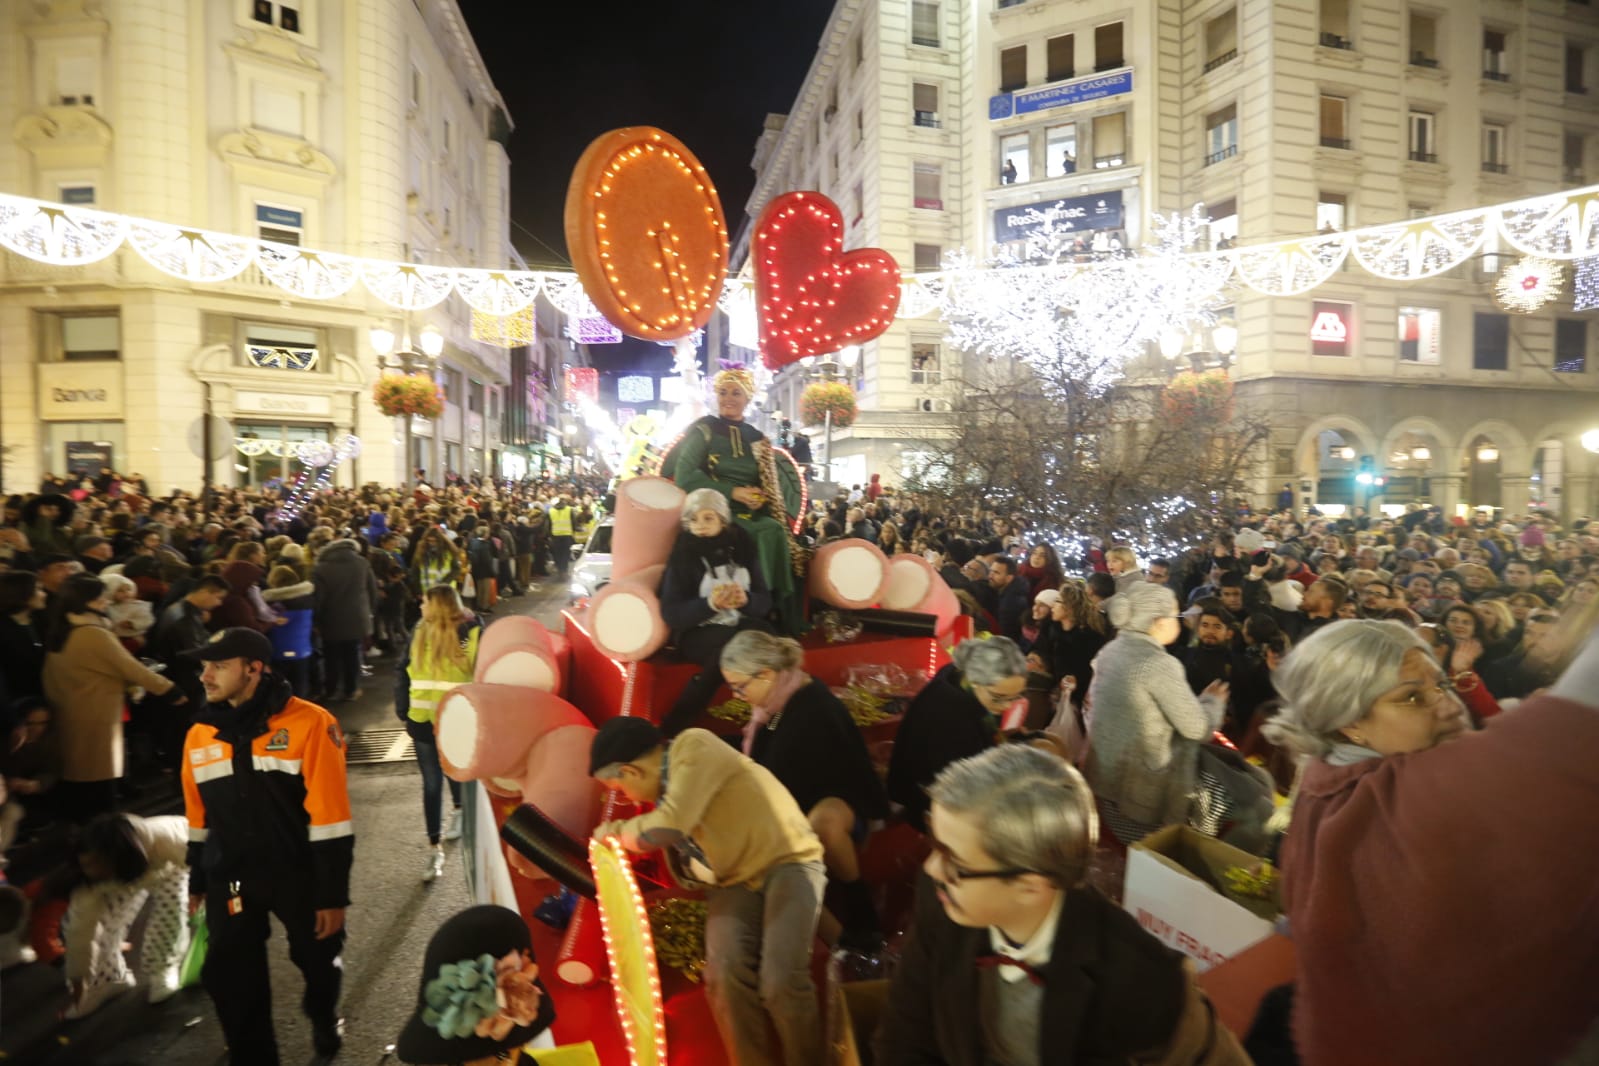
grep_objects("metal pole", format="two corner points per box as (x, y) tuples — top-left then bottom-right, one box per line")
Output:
(824, 406), (833, 486)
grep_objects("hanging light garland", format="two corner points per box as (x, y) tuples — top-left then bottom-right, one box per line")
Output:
(470, 306), (535, 348)
(1494, 255), (1564, 314)
(4, 185), (1599, 314)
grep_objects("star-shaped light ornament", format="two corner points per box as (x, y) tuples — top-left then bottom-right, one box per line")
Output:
(1494, 255), (1564, 314)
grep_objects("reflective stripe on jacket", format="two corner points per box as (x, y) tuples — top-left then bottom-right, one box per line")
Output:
(407, 627), (480, 723)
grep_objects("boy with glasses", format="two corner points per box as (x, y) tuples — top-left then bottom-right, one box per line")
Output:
(878, 744), (1247, 1066)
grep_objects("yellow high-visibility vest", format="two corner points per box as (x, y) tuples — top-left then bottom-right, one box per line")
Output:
(548, 506), (573, 537)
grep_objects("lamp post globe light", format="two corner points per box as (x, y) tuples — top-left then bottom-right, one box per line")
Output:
(371, 318), (442, 486)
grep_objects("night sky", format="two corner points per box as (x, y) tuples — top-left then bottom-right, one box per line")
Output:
(462, 1), (836, 376)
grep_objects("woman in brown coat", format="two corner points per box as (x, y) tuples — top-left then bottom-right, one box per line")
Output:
(211, 541), (280, 633)
(42, 575), (182, 822)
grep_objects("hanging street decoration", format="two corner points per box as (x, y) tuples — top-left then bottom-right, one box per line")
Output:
(471, 306), (536, 348)
(752, 191), (901, 369)
(6, 183), (1599, 323)
(563, 126), (728, 341)
(565, 366), (600, 406)
(1494, 255), (1565, 314)
(1575, 256), (1599, 312)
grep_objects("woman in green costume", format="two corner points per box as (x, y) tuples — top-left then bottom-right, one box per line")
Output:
(665, 368), (805, 634)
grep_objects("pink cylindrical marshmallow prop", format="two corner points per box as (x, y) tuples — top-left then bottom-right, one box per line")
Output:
(881, 553), (962, 633)
(587, 564), (668, 662)
(610, 476), (686, 581)
(435, 683), (589, 782)
(808, 538), (889, 610)
(474, 615), (563, 693)
(518, 723), (603, 842)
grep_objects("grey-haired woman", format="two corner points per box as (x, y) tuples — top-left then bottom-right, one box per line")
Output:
(1083, 582), (1227, 845)
(658, 488), (774, 736)
(887, 636), (1029, 832)
(1262, 617), (1599, 1066)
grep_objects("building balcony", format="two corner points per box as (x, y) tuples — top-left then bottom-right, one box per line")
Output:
(1483, 69), (1511, 83)
(1409, 150), (1439, 163)
(1410, 54), (1440, 68)
(913, 111), (941, 129)
(1203, 49), (1238, 74)
(1482, 161), (1511, 175)
(1205, 144), (1239, 166)
(1319, 32), (1354, 50)
(1320, 136), (1352, 150)
(1566, 167), (1587, 184)
(913, 197), (944, 211)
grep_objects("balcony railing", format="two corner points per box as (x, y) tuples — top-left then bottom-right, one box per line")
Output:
(1320, 32), (1353, 50)
(914, 111), (941, 128)
(913, 197), (944, 210)
(1320, 136), (1352, 149)
(1205, 144), (1238, 166)
(1409, 150), (1439, 163)
(1094, 61), (1125, 73)
(1566, 167), (1587, 183)
(1410, 54), (1440, 68)
(1483, 69), (1511, 82)
(1203, 49), (1238, 73)
(1093, 154), (1127, 169)
(1482, 161), (1511, 174)
(912, 32), (940, 47)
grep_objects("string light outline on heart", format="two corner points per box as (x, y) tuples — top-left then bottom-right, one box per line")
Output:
(754, 191), (902, 368)
(569, 127), (730, 341)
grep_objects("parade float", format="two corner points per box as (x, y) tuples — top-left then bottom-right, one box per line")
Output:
(430, 126), (964, 1066)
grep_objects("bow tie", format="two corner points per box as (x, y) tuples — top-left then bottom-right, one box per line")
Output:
(975, 953), (1047, 986)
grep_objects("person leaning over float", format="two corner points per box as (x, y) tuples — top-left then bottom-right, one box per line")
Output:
(589, 716), (826, 1066)
(876, 743), (1248, 1066)
(663, 367), (805, 634)
(718, 628), (890, 951)
(657, 487), (775, 737)
(1262, 615), (1599, 1066)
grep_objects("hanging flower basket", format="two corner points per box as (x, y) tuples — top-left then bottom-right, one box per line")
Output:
(800, 381), (857, 428)
(1163, 369), (1233, 422)
(374, 372), (445, 420)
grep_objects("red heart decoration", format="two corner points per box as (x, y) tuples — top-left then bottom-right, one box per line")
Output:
(753, 191), (902, 370)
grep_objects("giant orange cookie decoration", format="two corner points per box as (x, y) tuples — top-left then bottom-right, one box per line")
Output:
(565, 127), (729, 342)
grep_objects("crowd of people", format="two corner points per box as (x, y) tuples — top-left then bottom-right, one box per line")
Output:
(1, 460), (1597, 1065)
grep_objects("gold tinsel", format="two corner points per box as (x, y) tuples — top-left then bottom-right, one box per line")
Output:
(707, 697), (752, 726)
(471, 306), (535, 348)
(647, 898), (708, 983)
(1223, 862), (1280, 901)
(836, 685), (895, 727)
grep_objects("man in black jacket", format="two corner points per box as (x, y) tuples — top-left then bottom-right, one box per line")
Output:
(877, 744), (1243, 1065)
(989, 557), (1031, 643)
(182, 628), (352, 1065)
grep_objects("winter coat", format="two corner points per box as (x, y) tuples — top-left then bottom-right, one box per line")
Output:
(0, 613), (45, 701)
(63, 814), (189, 981)
(1083, 632), (1224, 825)
(42, 613), (175, 782)
(311, 539), (378, 642)
(886, 664), (996, 832)
(212, 560), (276, 633)
(262, 581), (315, 662)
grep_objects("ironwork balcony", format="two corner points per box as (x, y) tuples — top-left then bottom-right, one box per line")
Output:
(1483, 69), (1511, 82)
(1320, 136), (1352, 149)
(1409, 150), (1439, 163)
(1204, 49), (1238, 73)
(1410, 54), (1440, 68)
(1320, 32), (1353, 50)
(1482, 161), (1510, 174)
(1205, 144), (1238, 166)
(913, 111), (941, 128)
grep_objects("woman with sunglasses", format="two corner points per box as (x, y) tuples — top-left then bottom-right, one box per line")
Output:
(1263, 617), (1599, 1065)
(878, 743), (1246, 1066)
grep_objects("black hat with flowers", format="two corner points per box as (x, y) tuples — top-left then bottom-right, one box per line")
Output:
(395, 905), (556, 1064)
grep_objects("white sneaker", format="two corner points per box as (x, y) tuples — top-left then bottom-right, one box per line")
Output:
(64, 972), (135, 1019)
(422, 845), (445, 883)
(148, 964), (181, 1004)
(443, 809), (463, 842)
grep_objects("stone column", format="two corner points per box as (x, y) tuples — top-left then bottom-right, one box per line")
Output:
(1499, 475), (1533, 517)
(1430, 472), (1463, 520)
(1565, 473), (1596, 524)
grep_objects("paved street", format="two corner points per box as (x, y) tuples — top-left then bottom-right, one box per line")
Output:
(0, 582), (572, 1066)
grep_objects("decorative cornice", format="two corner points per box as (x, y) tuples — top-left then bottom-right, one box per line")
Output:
(224, 30), (327, 79)
(217, 128), (337, 183)
(13, 105), (113, 152)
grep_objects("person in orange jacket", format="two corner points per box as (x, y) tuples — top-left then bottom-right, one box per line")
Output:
(181, 628), (353, 1065)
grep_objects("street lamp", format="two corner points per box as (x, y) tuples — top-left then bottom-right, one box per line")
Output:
(371, 319), (443, 486)
(1582, 428), (1599, 454)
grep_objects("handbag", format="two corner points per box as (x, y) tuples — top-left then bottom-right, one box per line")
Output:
(179, 910), (207, 988)
(1192, 740), (1278, 855)
(1043, 680), (1087, 765)
(461, 571), (477, 600)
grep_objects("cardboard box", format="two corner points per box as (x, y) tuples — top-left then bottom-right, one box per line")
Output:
(1122, 825), (1280, 972)
(831, 979), (889, 1066)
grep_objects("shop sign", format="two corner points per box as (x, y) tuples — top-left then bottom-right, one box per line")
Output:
(38, 363), (124, 420)
(234, 390), (332, 416)
(989, 67), (1134, 120)
(993, 190), (1125, 244)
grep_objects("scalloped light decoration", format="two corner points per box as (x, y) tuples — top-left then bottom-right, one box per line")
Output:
(3, 185), (1599, 314)
(470, 307), (535, 348)
(1494, 255), (1565, 313)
